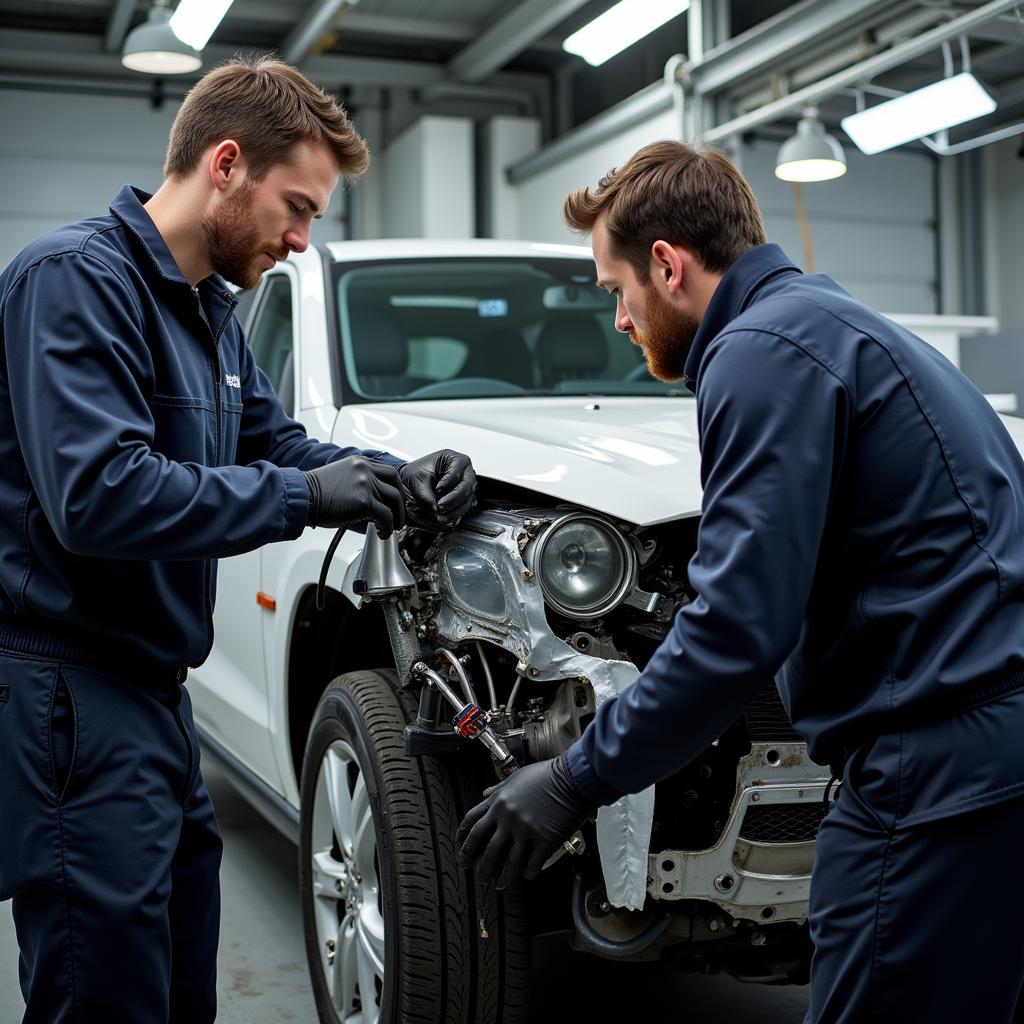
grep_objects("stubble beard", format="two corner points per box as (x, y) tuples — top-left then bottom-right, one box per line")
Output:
(630, 284), (701, 383)
(200, 180), (281, 290)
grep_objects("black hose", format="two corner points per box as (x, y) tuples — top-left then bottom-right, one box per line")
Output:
(316, 527), (347, 611)
(571, 874), (672, 958)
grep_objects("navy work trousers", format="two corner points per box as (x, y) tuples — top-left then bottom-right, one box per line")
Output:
(0, 652), (222, 1023)
(806, 781), (1024, 1022)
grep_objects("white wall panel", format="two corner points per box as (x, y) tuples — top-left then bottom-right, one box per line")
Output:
(511, 106), (680, 245)
(499, 105), (938, 314)
(990, 137), (1024, 333)
(0, 89), (179, 270)
(381, 115), (474, 239)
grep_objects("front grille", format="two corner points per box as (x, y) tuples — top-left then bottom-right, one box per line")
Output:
(739, 803), (826, 843)
(744, 684), (802, 742)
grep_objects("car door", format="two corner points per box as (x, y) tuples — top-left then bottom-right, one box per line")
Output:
(189, 272), (296, 792)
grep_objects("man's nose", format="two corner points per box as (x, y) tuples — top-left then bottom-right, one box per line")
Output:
(615, 298), (633, 334)
(283, 227), (309, 254)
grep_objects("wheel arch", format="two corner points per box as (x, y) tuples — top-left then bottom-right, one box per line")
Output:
(285, 585), (395, 791)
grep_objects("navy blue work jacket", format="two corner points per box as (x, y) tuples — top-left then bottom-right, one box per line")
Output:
(0, 186), (398, 675)
(567, 244), (1024, 828)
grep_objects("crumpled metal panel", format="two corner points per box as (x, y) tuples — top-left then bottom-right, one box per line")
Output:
(432, 510), (654, 910)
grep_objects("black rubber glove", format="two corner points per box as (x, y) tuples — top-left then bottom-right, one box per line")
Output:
(456, 755), (594, 889)
(304, 457), (406, 538)
(398, 449), (477, 531)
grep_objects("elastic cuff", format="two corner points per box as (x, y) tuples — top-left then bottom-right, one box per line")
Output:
(281, 467), (312, 538)
(565, 741), (624, 806)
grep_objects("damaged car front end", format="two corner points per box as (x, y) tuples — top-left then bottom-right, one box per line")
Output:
(341, 496), (828, 984)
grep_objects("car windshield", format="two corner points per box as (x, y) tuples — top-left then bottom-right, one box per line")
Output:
(332, 257), (693, 402)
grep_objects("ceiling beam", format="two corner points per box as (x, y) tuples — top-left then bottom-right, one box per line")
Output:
(103, 0), (136, 52)
(447, 0), (590, 83)
(281, 0), (354, 66)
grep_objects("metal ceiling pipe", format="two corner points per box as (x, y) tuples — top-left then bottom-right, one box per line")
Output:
(730, 4), (949, 117)
(447, 0), (591, 83)
(282, 0), (356, 66)
(700, 0), (1023, 145)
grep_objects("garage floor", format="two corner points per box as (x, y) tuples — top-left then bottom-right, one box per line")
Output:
(1, 760), (809, 1023)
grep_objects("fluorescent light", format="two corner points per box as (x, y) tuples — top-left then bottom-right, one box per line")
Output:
(563, 0), (690, 67)
(169, 0), (235, 51)
(841, 72), (996, 155)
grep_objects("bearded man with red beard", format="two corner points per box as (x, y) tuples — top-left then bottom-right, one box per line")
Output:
(0, 55), (476, 1024)
(458, 139), (1024, 1024)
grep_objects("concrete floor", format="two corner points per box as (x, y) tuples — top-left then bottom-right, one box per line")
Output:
(1, 758), (809, 1023)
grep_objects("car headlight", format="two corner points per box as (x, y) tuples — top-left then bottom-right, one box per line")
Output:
(533, 513), (636, 619)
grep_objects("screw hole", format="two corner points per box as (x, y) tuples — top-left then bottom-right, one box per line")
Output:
(766, 749), (781, 765)
(761, 907), (775, 919)
(661, 859), (675, 872)
(662, 883), (674, 894)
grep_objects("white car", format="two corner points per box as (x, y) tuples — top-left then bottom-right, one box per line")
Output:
(192, 240), (1022, 1024)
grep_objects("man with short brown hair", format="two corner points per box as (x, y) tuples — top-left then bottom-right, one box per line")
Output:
(458, 139), (1024, 1022)
(0, 55), (475, 1023)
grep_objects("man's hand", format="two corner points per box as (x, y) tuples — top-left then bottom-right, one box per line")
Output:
(304, 457), (406, 537)
(398, 449), (477, 531)
(456, 756), (593, 889)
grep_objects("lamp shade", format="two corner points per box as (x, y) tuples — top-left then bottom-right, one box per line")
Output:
(775, 109), (847, 182)
(122, 4), (202, 74)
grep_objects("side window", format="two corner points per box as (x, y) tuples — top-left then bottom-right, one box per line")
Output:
(248, 275), (295, 415)
(232, 287), (258, 330)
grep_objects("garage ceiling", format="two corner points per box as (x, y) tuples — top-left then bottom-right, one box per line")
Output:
(0, 0), (1022, 154)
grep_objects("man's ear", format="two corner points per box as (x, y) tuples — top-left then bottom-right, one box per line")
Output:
(207, 140), (244, 193)
(651, 240), (686, 293)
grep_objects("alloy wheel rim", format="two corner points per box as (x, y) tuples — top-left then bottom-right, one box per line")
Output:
(310, 738), (385, 1023)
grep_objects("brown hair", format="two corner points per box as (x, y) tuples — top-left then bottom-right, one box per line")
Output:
(563, 140), (766, 280)
(164, 54), (369, 182)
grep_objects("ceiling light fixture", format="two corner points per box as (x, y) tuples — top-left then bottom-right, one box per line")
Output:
(121, 0), (201, 74)
(840, 72), (996, 155)
(563, 0), (691, 67)
(169, 0), (236, 52)
(775, 107), (847, 182)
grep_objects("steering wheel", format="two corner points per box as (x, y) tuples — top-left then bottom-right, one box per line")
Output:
(403, 377), (528, 399)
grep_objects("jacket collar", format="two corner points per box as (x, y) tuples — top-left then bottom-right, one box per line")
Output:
(108, 185), (236, 306)
(683, 243), (800, 391)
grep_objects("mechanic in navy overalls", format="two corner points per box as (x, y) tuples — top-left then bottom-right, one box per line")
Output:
(458, 139), (1024, 1021)
(0, 56), (475, 1024)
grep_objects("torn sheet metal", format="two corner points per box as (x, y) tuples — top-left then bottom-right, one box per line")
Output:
(431, 509), (654, 910)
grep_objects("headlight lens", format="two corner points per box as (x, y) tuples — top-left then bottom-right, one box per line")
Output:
(535, 514), (635, 619)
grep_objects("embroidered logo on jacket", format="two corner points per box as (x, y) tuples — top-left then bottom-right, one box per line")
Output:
(225, 374), (241, 389)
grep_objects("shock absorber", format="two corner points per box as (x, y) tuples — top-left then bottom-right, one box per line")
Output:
(412, 661), (518, 777)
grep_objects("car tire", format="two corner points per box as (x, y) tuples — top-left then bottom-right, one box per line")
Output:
(299, 668), (529, 1024)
